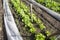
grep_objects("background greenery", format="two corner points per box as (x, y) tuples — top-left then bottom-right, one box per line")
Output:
(54, 0), (60, 3)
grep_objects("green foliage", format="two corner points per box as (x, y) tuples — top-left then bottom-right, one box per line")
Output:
(29, 27), (36, 33)
(11, 0), (36, 33)
(39, 24), (45, 30)
(18, 0), (46, 30)
(36, 0), (45, 4)
(45, 31), (50, 36)
(50, 36), (56, 40)
(35, 33), (45, 40)
(11, 0), (56, 40)
(36, 0), (60, 13)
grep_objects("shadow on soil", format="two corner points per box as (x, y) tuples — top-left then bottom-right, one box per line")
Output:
(2, 14), (8, 40)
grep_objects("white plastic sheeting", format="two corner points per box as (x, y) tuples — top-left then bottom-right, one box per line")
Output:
(56, 35), (60, 40)
(28, 0), (60, 21)
(3, 0), (23, 40)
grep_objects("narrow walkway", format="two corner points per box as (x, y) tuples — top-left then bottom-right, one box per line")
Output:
(0, 0), (7, 40)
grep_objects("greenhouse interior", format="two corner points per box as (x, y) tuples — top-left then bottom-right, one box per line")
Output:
(0, 0), (60, 40)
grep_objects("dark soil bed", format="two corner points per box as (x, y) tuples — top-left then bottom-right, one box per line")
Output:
(0, 0), (7, 40)
(9, 2), (38, 40)
(9, 0), (60, 40)
(22, 0), (60, 34)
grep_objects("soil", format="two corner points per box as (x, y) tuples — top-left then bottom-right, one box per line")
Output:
(9, 2), (35, 40)
(22, 0), (60, 34)
(9, 0), (44, 40)
(0, 0), (7, 40)
(9, 0), (60, 40)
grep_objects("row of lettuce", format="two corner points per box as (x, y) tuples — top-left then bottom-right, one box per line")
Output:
(35, 0), (60, 13)
(53, 0), (60, 3)
(10, 0), (55, 40)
